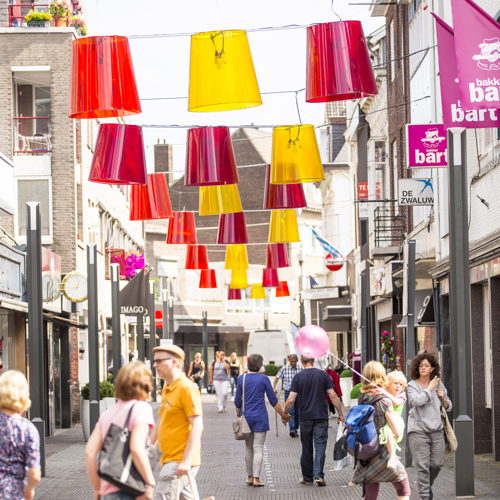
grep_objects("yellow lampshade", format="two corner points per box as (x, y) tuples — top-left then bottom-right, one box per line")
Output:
(230, 269), (249, 289)
(251, 283), (266, 299)
(225, 244), (249, 270)
(189, 30), (262, 112)
(269, 209), (300, 243)
(270, 125), (324, 184)
(199, 184), (243, 216)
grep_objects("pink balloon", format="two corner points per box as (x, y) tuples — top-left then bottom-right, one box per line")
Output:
(296, 325), (330, 359)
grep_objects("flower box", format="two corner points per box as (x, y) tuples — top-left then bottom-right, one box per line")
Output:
(27, 20), (49, 27)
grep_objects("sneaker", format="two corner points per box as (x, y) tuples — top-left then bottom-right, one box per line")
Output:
(218, 409), (223, 413)
(299, 478), (313, 485)
(231, 396), (234, 402)
(314, 477), (326, 486)
(289, 431), (298, 438)
(387, 458), (398, 469)
(223, 406), (227, 412)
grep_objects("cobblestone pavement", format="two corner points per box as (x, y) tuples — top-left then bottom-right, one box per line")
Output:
(34, 394), (500, 499)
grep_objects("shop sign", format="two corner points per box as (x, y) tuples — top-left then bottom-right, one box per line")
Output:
(406, 124), (447, 168)
(398, 179), (434, 206)
(325, 253), (344, 271)
(358, 182), (369, 218)
(42, 247), (62, 312)
(370, 266), (387, 296)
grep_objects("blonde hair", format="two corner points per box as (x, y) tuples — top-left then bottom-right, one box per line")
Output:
(388, 370), (407, 388)
(360, 361), (388, 393)
(0, 370), (31, 413)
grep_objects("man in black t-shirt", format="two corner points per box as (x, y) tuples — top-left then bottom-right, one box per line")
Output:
(284, 355), (344, 486)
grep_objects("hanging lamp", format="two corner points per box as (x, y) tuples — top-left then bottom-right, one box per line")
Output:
(166, 211), (197, 244)
(262, 268), (280, 287)
(69, 36), (142, 119)
(199, 184), (243, 216)
(185, 127), (239, 186)
(270, 125), (324, 184)
(230, 269), (249, 289)
(251, 283), (266, 299)
(268, 210), (300, 243)
(217, 212), (248, 244)
(199, 269), (217, 288)
(264, 164), (307, 209)
(185, 244), (209, 270)
(225, 244), (249, 270)
(130, 173), (173, 220)
(188, 30), (262, 112)
(306, 21), (378, 103)
(266, 243), (290, 268)
(275, 281), (290, 297)
(89, 124), (147, 184)
(228, 288), (242, 300)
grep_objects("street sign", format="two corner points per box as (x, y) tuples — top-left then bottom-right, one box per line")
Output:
(398, 178), (434, 206)
(325, 253), (344, 271)
(406, 124), (448, 168)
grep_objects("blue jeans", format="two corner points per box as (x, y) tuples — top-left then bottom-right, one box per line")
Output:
(284, 390), (300, 433)
(299, 419), (329, 481)
(230, 375), (238, 397)
(102, 492), (136, 500)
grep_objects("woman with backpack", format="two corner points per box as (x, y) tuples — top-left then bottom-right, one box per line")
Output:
(350, 361), (410, 500)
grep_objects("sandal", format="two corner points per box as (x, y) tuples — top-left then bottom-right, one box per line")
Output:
(246, 476), (254, 486)
(253, 481), (265, 487)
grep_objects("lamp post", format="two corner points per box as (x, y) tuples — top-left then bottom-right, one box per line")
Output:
(162, 289), (169, 340)
(202, 311), (208, 389)
(149, 280), (157, 401)
(111, 263), (121, 383)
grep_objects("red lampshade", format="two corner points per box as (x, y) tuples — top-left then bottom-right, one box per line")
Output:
(217, 212), (248, 244)
(263, 165), (307, 209)
(69, 36), (142, 119)
(199, 269), (217, 288)
(130, 173), (173, 220)
(167, 211), (197, 244)
(306, 21), (378, 103)
(266, 243), (290, 269)
(262, 268), (280, 287)
(228, 288), (242, 300)
(275, 281), (290, 297)
(186, 245), (209, 270)
(89, 124), (147, 185)
(185, 127), (239, 186)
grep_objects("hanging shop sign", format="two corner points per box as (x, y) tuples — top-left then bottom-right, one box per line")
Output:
(42, 247), (61, 313)
(325, 253), (344, 271)
(406, 124), (447, 168)
(370, 265), (387, 296)
(358, 182), (369, 218)
(398, 179), (434, 206)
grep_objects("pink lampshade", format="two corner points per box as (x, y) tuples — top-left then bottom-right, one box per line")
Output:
(217, 212), (248, 244)
(227, 288), (242, 300)
(199, 269), (217, 288)
(266, 243), (290, 269)
(262, 268), (280, 287)
(130, 173), (173, 220)
(306, 21), (378, 103)
(185, 127), (239, 186)
(89, 124), (147, 184)
(275, 281), (290, 297)
(185, 245), (209, 270)
(166, 211), (197, 244)
(264, 165), (307, 209)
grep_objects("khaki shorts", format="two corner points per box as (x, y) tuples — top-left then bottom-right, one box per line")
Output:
(152, 462), (200, 500)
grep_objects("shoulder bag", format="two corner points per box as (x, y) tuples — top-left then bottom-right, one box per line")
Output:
(441, 405), (458, 453)
(232, 374), (251, 440)
(97, 403), (146, 497)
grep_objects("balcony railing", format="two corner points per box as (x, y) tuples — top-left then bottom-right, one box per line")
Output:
(374, 205), (406, 248)
(9, 3), (50, 27)
(13, 117), (52, 154)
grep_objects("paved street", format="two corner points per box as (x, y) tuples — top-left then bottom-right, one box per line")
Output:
(34, 395), (500, 499)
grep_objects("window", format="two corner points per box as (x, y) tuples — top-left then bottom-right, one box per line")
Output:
(409, 0), (423, 22)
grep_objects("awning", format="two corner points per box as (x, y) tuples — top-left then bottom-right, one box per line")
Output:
(0, 297), (28, 313)
(43, 313), (88, 329)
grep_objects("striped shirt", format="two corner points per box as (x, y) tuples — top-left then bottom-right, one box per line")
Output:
(276, 364), (304, 391)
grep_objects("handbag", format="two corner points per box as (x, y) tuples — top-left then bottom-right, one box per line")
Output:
(232, 374), (251, 440)
(97, 403), (146, 497)
(332, 423), (351, 471)
(441, 406), (458, 453)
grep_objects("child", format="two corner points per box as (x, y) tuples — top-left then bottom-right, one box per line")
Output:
(378, 370), (407, 469)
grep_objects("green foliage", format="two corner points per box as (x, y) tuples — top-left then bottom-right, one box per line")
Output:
(49, 1), (69, 18)
(340, 369), (353, 378)
(107, 372), (113, 383)
(80, 383), (89, 400)
(350, 383), (363, 399)
(25, 10), (52, 22)
(81, 381), (115, 401)
(264, 364), (281, 376)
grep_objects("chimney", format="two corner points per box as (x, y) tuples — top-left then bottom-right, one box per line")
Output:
(154, 142), (174, 186)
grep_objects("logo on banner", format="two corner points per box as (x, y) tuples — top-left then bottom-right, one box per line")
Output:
(473, 38), (500, 71)
(421, 128), (446, 148)
(407, 124), (447, 168)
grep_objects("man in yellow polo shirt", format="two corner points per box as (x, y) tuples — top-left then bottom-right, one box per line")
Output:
(151, 345), (203, 500)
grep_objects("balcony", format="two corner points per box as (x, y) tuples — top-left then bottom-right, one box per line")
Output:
(374, 205), (406, 248)
(9, 3), (50, 27)
(13, 117), (52, 155)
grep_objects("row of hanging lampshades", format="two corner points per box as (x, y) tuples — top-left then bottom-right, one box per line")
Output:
(69, 21), (377, 299)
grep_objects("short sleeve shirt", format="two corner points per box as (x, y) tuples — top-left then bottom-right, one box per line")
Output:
(290, 368), (334, 420)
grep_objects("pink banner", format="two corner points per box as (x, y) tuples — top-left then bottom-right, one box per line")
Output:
(451, 0), (500, 111)
(406, 124), (447, 168)
(432, 13), (500, 128)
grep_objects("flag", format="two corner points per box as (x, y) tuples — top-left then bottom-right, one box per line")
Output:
(310, 276), (318, 288)
(120, 268), (148, 316)
(306, 224), (343, 258)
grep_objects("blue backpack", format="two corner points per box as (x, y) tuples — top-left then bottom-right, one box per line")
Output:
(344, 394), (385, 466)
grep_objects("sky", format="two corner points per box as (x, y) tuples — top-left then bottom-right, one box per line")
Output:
(84, 0), (384, 177)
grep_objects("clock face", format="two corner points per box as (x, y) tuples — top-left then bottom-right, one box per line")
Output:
(62, 272), (88, 303)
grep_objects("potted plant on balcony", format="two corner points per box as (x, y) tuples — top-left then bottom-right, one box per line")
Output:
(49, 1), (69, 27)
(24, 10), (52, 28)
(70, 15), (87, 36)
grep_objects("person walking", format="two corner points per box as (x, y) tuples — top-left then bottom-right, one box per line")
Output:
(272, 354), (303, 437)
(234, 354), (290, 488)
(187, 352), (205, 392)
(209, 350), (230, 412)
(407, 352), (452, 500)
(283, 355), (344, 486)
(151, 345), (203, 500)
(325, 364), (342, 417)
(0, 370), (41, 500)
(86, 361), (156, 500)
(229, 352), (242, 402)
(351, 361), (410, 500)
